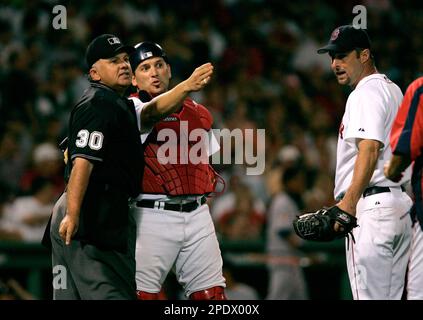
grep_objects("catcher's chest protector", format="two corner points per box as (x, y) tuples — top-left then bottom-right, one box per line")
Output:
(142, 98), (217, 195)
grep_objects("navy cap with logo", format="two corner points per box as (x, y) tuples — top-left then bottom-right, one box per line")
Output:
(129, 42), (168, 72)
(317, 25), (371, 54)
(85, 34), (135, 67)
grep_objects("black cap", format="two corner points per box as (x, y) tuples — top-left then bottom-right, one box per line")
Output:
(85, 34), (135, 67)
(129, 41), (168, 72)
(317, 25), (371, 54)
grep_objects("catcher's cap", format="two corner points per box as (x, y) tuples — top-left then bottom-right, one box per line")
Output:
(85, 34), (135, 67)
(129, 41), (168, 72)
(317, 25), (371, 54)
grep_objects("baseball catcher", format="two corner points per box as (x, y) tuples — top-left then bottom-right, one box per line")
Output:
(293, 206), (358, 242)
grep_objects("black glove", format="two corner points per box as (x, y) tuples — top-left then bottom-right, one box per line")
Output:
(293, 206), (358, 242)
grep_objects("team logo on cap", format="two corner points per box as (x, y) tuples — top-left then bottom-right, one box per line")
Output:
(141, 51), (153, 59)
(107, 37), (121, 45)
(330, 28), (340, 41)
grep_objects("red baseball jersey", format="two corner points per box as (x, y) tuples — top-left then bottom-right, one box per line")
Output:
(390, 77), (423, 226)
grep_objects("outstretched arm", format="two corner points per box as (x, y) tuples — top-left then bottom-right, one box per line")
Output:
(141, 63), (213, 128)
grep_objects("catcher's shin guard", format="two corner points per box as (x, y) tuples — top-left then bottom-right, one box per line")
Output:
(136, 290), (162, 300)
(189, 286), (227, 300)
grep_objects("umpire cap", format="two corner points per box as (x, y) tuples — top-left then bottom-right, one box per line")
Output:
(85, 34), (135, 67)
(129, 42), (168, 72)
(317, 25), (371, 54)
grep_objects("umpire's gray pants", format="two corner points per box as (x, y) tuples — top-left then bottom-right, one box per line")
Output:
(50, 192), (136, 300)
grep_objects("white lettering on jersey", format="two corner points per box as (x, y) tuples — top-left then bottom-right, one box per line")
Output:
(76, 129), (89, 147)
(89, 131), (104, 150)
(76, 129), (104, 150)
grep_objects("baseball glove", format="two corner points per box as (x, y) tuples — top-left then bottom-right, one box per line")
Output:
(293, 206), (358, 242)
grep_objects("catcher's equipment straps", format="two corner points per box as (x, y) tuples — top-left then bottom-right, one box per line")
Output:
(207, 165), (226, 197)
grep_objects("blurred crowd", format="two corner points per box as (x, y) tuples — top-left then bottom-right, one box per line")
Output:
(0, 0), (422, 299)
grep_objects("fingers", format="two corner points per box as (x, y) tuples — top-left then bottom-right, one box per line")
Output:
(383, 161), (390, 176)
(58, 221), (67, 244)
(59, 219), (75, 245)
(65, 227), (73, 245)
(202, 76), (211, 85)
(384, 160), (402, 182)
(198, 66), (213, 86)
(63, 148), (68, 165)
(391, 174), (402, 183)
(198, 62), (213, 70)
(334, 221), (344, 232)
(59, 223), (66, 243)
(187, 63), (214, 91)
(195, 63), (214, 78)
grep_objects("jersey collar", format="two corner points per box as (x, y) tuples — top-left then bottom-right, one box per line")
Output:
(355, 73), (387, 90)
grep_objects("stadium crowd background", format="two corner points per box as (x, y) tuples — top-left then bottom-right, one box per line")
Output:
(0, 0), (422, 299)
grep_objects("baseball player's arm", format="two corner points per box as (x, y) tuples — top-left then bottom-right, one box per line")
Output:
(384, 154), (411, 182)
(141, 63), (213, 127)
(337, 138), (381, 215)
(59, 157), (93, 245)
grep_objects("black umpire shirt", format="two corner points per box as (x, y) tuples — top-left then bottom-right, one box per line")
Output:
(66, 82), (142, 251)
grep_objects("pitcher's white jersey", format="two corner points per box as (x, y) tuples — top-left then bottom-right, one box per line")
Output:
(334, 74), (411, 199)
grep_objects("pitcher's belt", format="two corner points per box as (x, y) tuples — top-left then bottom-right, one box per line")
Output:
(336, 185), (406, 201)
(363, 185), (405, 198)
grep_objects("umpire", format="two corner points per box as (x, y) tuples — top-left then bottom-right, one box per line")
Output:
(47, 34), (142, 299)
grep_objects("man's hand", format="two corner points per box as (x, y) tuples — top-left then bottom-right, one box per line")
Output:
(59, 138), (69, 164)
(293, 206), (357, 242)
(140, 62), (214, 128)
(184, 63), (214, 92)
(58, 214), (79, 245)
(384, 159), (403, 182)
(335, 200), (356, 232)
(63, 148), (68, 165)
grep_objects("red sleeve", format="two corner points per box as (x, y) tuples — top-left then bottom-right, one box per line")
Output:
(391, 77), (423, 161)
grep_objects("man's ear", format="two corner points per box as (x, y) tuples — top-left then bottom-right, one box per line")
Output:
(360, 49), (370, 64)
(167, 63), (172, 80)
(89, 66), (101, 81)
(131, 74), (138, 87)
